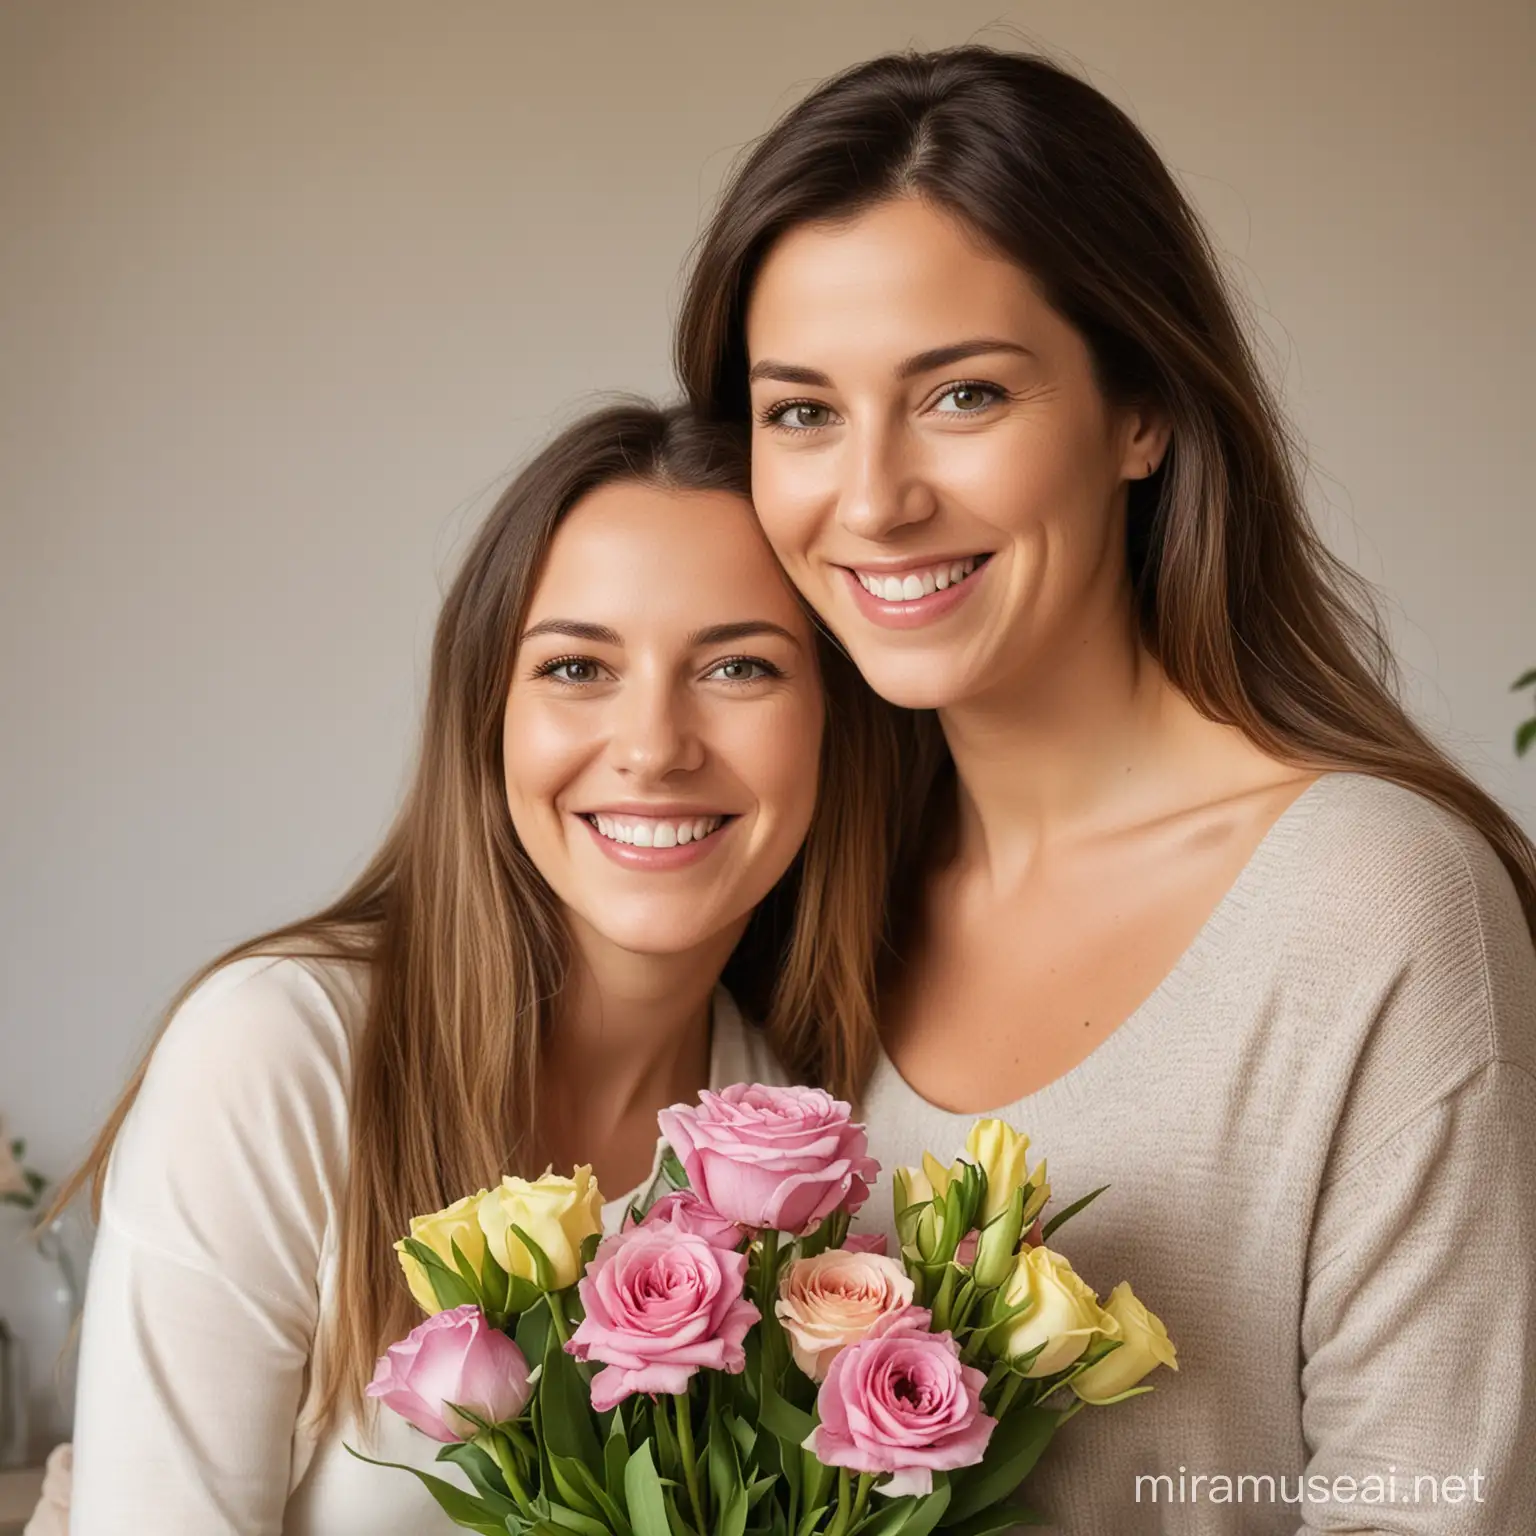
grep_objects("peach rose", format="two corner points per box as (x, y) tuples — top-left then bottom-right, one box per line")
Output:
(775, 1248), (915, 1381)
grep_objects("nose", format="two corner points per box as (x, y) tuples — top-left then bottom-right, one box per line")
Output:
(837, 418), (939, 541)
(608, 670), (704, 781)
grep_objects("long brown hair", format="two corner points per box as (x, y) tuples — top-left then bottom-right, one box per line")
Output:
(55, 401), (908, 1422)
(675, 44), (1536, 934)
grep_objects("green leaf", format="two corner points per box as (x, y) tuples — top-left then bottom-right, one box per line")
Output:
(901, 1478), (951, 1536)
(794, 1505), (830, 1536)
(759, 1385), (815, 1449)
(944, 1507), (1048, 1534)
(605, 1410), (632, 1500)
(549, 1454), (604, 1519)
(1039, 1185), (1109, 1243)
(343, 1444), (506, 1535)
(719, 1485), (749, 1536)
(516, 1305), (553, 1375)
(853, 1495), (917, 1536)
(623, 1442), (672, 1536)
(510, 1224), (560, 1293)
(436, 1442), (519, 1517)
(708, 1406), (742, 1512)
(540, 1500), (614, 1536)
(402, 1237), (480, 1312)
(659, 1148), (689, 1190)
(1511, 668), (1536, 691)
(1517, 717), (1536, 757)
(562, 1453), (631, 1534)
(944, 1406), (1060, 1524)
(540, 1323), (604, 1474)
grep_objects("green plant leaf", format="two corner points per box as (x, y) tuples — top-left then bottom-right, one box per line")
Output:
(1039, 1185), (1109, 1244)
(759, 1384), (814, 1449)
(659, 1148), (690, 1190)
(901, 1477), (952, 1536)
(623, 1442), (672, 1536)
(436, 1441), (519, 1516)
(402, 1237), (479, 1312)
(539, 1323), (603, 1475)
(1510, 668), (1536, 691)
(343, 1444), (506, 1534)
(1516, 717), (1536, 757)
(943, 1406), (1060, 1524)
(719, 1484), (749, 1536)
(510, 1224), (560, 1293)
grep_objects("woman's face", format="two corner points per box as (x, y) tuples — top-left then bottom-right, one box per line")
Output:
(503, 481), (823, 960)
(745, 196), (1167, 711)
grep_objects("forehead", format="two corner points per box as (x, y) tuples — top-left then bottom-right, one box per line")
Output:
(528, 481), (807, 630)
(745, 196), (1049, 360)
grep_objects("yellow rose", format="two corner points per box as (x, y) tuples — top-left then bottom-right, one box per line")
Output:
(477, 1165), (603, 1290)
(394, 1190), (491, 1314)
(994, 1245), (1118, 1377)
(965, 1120), (1032, 1225)
(1071, 1283), (1178, 1403)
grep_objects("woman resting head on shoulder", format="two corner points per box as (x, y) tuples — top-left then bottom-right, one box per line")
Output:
(50, 403), (906, 1535)
(677, 45), (1536, 1535)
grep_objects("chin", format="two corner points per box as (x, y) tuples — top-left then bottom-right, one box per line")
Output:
(585, 913), (725, 959)
(838, 647), (981, 713)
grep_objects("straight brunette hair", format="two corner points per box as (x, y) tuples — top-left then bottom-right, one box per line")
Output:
(54, 401), (909, 1422)
(675, 44), (1536, 935)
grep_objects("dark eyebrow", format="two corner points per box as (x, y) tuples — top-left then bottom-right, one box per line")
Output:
(519, 619), (622, 645)
(519, 618), (802, 650)
(896, 338), (1034, 379)
(688, 621), (803, 649)
(749, 338), (1033, 388)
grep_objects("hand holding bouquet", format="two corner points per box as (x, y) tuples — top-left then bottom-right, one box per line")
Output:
(357, 1086), (1176, 1533)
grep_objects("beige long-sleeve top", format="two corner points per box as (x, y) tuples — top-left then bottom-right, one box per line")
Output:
(859, 773), (1536, 1534)
(67, 955), (787, 1534)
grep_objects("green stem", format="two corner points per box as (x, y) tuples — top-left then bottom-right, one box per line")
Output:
(675, 1394), (707, 1535)
(544, 1288), (570, 1348)
(995, 1373), (1022, 1420)
(479, 1429), (535, 1516)
(849, 1473), (873, 1529)
(826, 1468), (853, 1536)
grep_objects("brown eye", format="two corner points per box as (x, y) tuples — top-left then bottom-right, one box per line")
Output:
(934, 383), (1001, 414)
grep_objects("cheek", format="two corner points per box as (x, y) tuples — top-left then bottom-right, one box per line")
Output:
(717, 693), (824, 838)
(501, 701), (591, 819)
(750, 446), (827, 570)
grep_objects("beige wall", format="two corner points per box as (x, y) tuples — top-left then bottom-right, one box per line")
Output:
(1, 0), (1532, 1439)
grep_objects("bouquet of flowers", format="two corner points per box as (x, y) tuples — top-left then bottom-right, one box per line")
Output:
(357, 1085), (1176, 1534)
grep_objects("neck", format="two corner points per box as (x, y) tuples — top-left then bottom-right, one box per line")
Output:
(938, 573), (1196, 884)
(539, 914), (744, 1161)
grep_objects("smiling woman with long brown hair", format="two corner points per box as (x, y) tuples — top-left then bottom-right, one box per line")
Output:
(46, 402), (907, 1534)
(677, 46), (1536, 1535)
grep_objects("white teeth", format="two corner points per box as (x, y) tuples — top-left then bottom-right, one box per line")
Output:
(856, 558), (985, 603)
(589, 814), (724, 849)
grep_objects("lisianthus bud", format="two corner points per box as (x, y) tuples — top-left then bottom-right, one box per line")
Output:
(992, 1245), (1118, 1377)
(1070, 1283), (1178, 1403)
(366, 1305), (532, 1442)
(477, 1166), (603, 1291)
(964, 1120), (1033, 1225)
(971, 1186), (1026, 1290)
(395, 1191), (491, 1314)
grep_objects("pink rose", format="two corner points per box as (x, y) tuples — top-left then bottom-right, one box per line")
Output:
(566, 1224), (759, 1411)
(657, 1084), (878, 1235)
(633, 1189), (749, 1249)
(366, 1304), (532, 1443)
(808, 1308), (996, 1497)
(843, 1233), (889, 1256)
(775, 1250), (915, 1381)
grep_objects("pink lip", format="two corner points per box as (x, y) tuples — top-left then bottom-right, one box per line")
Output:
(839, 561), (989, 630)
(578, 814), (733, 870)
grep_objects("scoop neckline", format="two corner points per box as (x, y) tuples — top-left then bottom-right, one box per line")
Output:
(868, 771), (1341, 1124)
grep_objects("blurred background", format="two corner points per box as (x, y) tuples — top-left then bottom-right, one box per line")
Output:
(1, 0), (1532, 1459)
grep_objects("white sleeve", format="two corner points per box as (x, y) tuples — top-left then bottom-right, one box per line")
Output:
(70, 957), (354, 1536)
